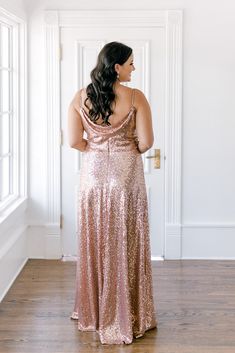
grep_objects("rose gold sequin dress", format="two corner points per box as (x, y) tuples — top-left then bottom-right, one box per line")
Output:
(70, 88), (157, 344)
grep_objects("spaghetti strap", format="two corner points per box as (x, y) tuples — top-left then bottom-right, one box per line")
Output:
(131, 88), (135, 107)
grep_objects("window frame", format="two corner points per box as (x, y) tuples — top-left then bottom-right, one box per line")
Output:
(0, 7), (27, 217)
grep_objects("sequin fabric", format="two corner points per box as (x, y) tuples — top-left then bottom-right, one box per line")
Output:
(70, 89), (157, 344)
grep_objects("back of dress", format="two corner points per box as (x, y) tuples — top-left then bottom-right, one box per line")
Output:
(71, 88), (157, 345)
(79, 88), (138, 151)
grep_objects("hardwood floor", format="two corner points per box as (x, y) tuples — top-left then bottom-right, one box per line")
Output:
(1, 259), (235, 352)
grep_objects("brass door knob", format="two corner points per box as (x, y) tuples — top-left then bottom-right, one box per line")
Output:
(146, 148), (161, 169)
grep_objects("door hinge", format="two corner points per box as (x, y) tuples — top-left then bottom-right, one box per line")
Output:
(59, 44), (63, 61)
(60, 214), (63, 229)
(60, 129), (63, 146)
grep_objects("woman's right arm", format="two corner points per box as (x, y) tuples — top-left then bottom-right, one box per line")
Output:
(135, 89), (154, 153)
(67, 90), (87, 152)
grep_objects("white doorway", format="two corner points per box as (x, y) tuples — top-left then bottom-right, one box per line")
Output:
(44, 10), (183, 260)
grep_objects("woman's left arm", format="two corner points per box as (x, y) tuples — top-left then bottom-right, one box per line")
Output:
(67, 92), (87, 152)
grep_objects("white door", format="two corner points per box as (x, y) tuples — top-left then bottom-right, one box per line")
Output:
(61, 25), (165, 259)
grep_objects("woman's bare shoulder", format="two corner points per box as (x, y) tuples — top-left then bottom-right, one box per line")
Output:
(133, 88), (146, 98)
(70, 88), (87, 110)
(133, 88), (149, 108)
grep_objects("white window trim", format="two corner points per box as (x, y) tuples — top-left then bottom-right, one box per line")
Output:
(0, 7), (27, 222)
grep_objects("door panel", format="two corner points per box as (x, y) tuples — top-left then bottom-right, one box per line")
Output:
(61, 26), (165, 258)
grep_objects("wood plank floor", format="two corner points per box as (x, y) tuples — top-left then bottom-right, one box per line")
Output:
(1, 259), (235, 353)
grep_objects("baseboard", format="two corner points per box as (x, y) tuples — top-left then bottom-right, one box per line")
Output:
(0, 223), (62, 302)
(165, 224), (182, 259)
(165, 223), (235, 259)
(182, 223), (235, 259)
(26, 223), (235, 260)
(27, 224), (61, 259)
(0, 225), (28, 302)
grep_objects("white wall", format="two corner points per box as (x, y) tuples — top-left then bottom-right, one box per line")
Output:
(26, 0), (235, 259)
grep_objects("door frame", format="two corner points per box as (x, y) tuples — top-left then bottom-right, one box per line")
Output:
(44, 9), (183, 259)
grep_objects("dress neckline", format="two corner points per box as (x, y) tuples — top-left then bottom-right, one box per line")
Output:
(80, 106), (136, 130)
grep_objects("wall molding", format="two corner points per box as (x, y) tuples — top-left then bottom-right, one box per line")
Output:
(44, 9), (183, 259)
(44, 11), (61, 236)
(164, 11), (183, 259)
(182, 223), (235, 229)
(182, 223), (235, 259)
(56, 10), (167, 28)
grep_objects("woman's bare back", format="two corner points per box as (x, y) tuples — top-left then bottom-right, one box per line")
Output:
(80, 85), (135, 127)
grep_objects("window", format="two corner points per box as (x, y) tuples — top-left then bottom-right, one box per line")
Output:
(0, 8), (27, 214)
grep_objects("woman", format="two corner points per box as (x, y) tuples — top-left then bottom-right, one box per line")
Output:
(68, 41), (157, 345)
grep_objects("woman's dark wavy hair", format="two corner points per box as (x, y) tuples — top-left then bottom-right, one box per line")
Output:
(84, 41), (132, 125)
